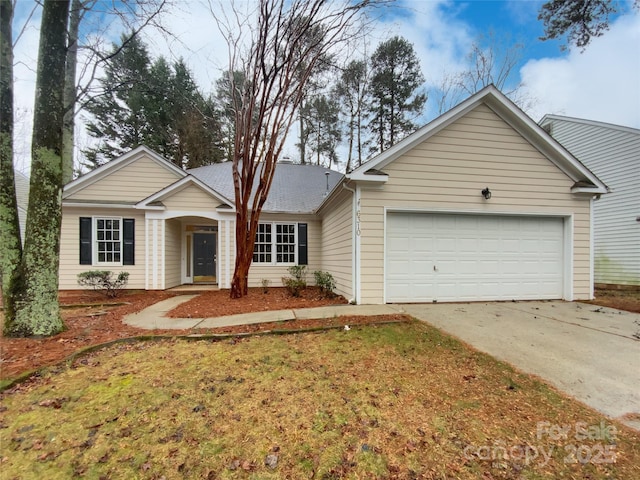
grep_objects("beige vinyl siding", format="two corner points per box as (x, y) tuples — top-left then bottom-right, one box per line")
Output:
(59, 208), (146, 289)
(222, 220), (235, 289)
(247, 215), (321, 288)
(164, 219), (182, 288)
(162, 184), (221, 212)
(358, 104), (592, 303)
(66, 155), (181, 202)
(546, 118), (640, 286)
(217, 220), (229, 288)
(320, 189), (353, 300)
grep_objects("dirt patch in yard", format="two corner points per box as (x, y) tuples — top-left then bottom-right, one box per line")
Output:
(586, 288), (640, 314)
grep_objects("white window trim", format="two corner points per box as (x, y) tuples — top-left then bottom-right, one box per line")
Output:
(93, 216), (123, 266)
(253, 222), (297, 266)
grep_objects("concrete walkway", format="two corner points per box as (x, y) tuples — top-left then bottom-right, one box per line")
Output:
(123, 295), (400, 330)
(123, 296), (640, 430)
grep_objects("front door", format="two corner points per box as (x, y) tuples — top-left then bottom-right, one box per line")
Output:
(193, 232), (216, 282)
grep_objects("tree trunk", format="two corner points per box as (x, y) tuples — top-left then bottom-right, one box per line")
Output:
(62, 0), (81, 185)
(0, 0), (23, 332)
(12, 0), (69, 337)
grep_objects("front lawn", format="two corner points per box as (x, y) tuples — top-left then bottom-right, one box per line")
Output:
(1, 322), (638, 479)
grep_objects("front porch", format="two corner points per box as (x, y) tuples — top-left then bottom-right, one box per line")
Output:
(145, 213), (235, 291)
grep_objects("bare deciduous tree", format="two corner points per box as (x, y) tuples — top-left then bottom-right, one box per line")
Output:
(434, 32), (531, 114)
(211, 0), (387, 298)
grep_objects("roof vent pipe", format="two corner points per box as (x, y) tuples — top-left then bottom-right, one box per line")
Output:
(325, 171), (330, 195)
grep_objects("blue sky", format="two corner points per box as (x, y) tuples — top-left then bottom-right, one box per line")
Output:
(11, 0), (640, 172)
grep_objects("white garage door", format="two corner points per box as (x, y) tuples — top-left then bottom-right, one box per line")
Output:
(386, 213), (564, 302)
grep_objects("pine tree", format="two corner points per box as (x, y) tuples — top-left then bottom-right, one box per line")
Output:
(302, 93), (342, 168)
(335, 58), (368, 171)
(83, 36), (222, 169)
(367, 36), (426, 155)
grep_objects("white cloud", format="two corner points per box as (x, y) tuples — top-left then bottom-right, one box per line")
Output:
(520, 13), (640, 128)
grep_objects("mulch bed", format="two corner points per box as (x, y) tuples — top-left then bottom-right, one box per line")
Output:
(167, 286), (348, 318)
(0, 288), (398, 381)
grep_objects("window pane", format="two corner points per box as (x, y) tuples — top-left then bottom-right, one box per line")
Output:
(96, 217), (122, 264)
(253, 223), (272, 263)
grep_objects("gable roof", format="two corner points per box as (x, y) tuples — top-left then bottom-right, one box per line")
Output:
(63, 145), (186, 199)
(136, 175), (234, 211)
(348, 85), (608, 194)
(189, 162), (343, 214)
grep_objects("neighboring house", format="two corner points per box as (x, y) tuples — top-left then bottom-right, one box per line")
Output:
(540, 115), (640, 288)
(60, 86), (607, 304)
(14, 170), (30, 243)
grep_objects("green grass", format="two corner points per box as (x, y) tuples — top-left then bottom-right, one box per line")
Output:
(1, 322), (639, 479)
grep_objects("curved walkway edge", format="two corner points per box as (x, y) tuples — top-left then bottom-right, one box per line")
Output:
(123, 295), (402, 330)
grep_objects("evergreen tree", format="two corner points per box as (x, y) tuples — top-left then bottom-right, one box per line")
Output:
(84, 34), (150, 167)
(367, 36), (426, 155)
(302, 93), (342, 168)
(335, 58), (368, 171)
(84, 35), (223, 169)
(215, 70), (246, 162)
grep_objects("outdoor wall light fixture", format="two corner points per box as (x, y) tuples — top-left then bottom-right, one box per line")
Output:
(481, 187), (492, 200)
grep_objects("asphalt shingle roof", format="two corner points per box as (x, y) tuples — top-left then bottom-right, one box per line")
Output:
(188, 162), (343, 214)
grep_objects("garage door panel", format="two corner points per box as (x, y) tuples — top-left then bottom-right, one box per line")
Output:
(386, 213), (564, 302)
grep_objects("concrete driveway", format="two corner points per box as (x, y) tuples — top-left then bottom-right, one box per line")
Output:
(397, 301), (640, 430)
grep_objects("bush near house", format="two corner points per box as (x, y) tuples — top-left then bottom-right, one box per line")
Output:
(77, 271), (129, 298)
(282, 265), (307, 297)
(314, 270), (336, 297)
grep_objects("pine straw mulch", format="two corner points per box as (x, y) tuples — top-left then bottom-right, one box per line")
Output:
(0, 288), (401, 382)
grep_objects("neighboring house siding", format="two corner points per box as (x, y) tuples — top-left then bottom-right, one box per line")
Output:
(66, 156), (181, 203)
(165, 219), (182, 288)
(162, 184), (221, 212)
(545, 118), (640, 286)
(15, 171), (30, 243)
(247, 214), (322, 288)
(358, 104), (592, 303)
(59, 208), (146, 289)
(320, 189), (353, 300)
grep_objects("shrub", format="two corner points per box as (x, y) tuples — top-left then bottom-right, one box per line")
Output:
(282, 265), (307, 297)
(261, 278), (271, 294)
(287, 265), (307, 283)
(313, 270), (336, 297)
(77, 271), (129, 298)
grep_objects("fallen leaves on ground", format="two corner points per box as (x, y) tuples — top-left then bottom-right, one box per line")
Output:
(1, 323), (639, 479)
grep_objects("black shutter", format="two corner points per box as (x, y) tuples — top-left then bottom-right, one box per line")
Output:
(123, 218), (135, 265)
(79, 217), (92, 265)
(298, 223), (308, 265)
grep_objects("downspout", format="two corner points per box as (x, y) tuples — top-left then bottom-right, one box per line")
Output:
(589, 195), (596, 299)
(343, 181), (360, 304)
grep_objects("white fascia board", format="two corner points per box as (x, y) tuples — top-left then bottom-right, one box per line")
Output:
(348, 88), (493, 179)
(136, 175), (233, 209)
(62, 201), (137, 209)
(485, 96), (609, 194)
(348, 85), (608, 195)
(63, 146), (186, 198)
